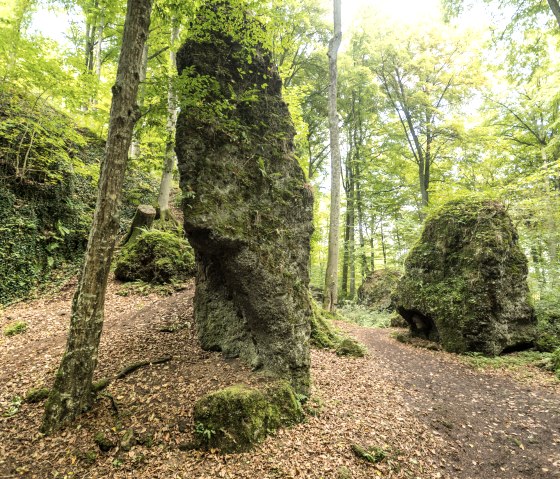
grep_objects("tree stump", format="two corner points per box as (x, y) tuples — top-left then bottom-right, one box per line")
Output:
(121, 204), (156, 246)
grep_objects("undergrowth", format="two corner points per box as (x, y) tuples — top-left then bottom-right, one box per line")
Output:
(338, 304), (392, 328)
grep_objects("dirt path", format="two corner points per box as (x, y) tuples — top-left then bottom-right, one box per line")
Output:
(344, 324), (560, 479)
(1, 284), (560, 478)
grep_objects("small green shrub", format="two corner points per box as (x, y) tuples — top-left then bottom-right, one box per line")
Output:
(551, 348), (560, 378)
(351, 443), (388, 464)
(114, 229), (195, 284)
(3, 320), (28, 336)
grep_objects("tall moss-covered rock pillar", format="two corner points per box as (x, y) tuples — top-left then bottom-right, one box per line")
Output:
(175, 1), (314, 394)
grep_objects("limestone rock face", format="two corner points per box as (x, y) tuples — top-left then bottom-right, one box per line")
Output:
(357, 269), (401, 311)
(395, 198), (537, 355)
(175, 1), (314, 394)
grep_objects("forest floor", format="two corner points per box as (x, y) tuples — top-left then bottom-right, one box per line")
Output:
(1, 281), (559, 479)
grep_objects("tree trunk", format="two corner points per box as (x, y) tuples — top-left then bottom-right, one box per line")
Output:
(93, 8), (104, 80)
(547, 0), (560, 28)
(41, 0), (153, 435)
(157, 22), (180, 220)
(380, 220), (387, 266)
(348, 169), (356, 300)
(323, 0), (342, 312)
(341, 200), (350, 298)
(130, 42), (149, 158)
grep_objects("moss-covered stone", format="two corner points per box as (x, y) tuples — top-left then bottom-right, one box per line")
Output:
(114, 229), (195, 284)
(395, 197), (537, 355)
(176, 2), (313, 394)
(24, 387), (50, 403)
(310, 298), (341, 348)
(336, 337), (367, 357)
(357, 269), (401, 311)
(193, 382), (303, 453)
(94, 432), (116, 452)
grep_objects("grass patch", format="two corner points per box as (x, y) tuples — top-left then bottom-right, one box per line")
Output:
(338, 304), (392, 328)
(460, 350), (551, 372)
(3, 320), (28, 336)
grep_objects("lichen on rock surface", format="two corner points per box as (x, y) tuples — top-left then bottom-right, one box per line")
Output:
(175, 1), (314, 394)
(395, 197), (537, 355)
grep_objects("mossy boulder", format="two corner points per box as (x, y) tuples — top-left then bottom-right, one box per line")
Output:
(193, 382), (303, 453)
(395, 197), (537, 355)
(357, 269), (401, 311)
(114, 229), (195, 284)
(176, 2), (313, 394)
(336, 337), (367, 357)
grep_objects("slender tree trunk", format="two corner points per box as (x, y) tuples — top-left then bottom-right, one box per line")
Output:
(157, 22), (180, 220)
(130, 42), (149, 158)
(341, 198), (351, 298)
(41, 0), (153, 435)
(348, 165), (356, 299)
(93, 10), (104, 80)
(380, 220), (387, 266)
(323, 0), (342, 312)
(370, 216), (376, 273)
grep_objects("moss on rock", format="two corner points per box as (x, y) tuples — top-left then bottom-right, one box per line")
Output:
(193, 382), (304, 453)
(310, 299), (341, 348)
(357, 269), (401, 311)
(176, 2), (313, 394)
(114, 229), (195, 284)
(336, 337), (367, 357)
(395, 197), (537, 355)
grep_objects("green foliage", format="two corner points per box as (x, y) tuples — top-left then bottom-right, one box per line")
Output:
(3, 320), (28, 336)
(551, 348), (560, 378)
(351, 443), (388, 464)
(461, 350), (552, 372)
(2, 395), (23, 417)
(338, 305), (392, 329)
(114, 229), (195, 284)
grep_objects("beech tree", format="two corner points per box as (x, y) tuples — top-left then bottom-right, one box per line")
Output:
(41, 0), (153, 434)
(323, 0), (342, 311)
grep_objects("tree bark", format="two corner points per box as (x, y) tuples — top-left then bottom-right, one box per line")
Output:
(547, 0), (560, 28)
(41, 0), (153, 434)
(157, 22), (180, 220)
(130, 41), (149, 158)
(323, 0), (342, 312)
(121, 204), (156, 246)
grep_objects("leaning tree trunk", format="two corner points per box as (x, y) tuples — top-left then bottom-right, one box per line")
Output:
(41, 0), (153, 435)
(157, 21), (180, 220)
(323, 0), (342, 312)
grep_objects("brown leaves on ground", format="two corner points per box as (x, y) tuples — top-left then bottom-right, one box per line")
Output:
(1, 281), (559, 478)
